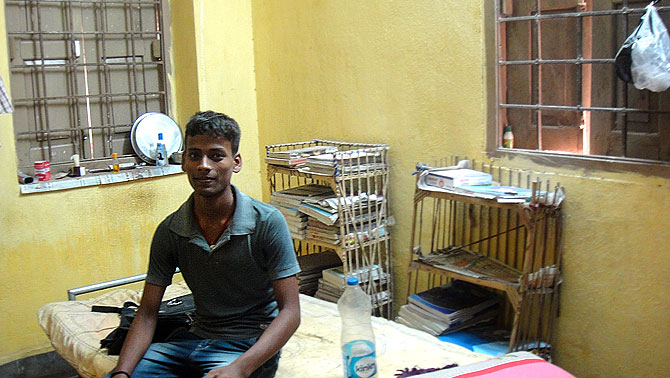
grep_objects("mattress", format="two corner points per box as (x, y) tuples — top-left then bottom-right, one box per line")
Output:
(38, 281), (489, 378)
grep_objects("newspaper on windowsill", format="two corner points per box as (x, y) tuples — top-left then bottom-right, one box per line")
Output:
(418, 247), (521, 285)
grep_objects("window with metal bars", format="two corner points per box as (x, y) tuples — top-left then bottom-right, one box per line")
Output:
(495, 0), (670, 163)
(5, 0), (169, 172)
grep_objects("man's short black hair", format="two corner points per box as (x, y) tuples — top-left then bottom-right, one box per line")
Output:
(184, 111), (241, 154)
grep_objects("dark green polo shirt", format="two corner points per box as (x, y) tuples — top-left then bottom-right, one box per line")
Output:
(146, 185), (300, 340)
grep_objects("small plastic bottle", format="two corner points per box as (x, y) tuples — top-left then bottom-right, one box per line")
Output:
(111, 152), (121, 173)
(502, 125), (514, 148)
(338, 277), (377, 378)
(155, 133), (168, 166)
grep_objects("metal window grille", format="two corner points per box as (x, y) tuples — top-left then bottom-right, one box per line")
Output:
(496, 0), (670, 162)
(5, 0), (168, 171)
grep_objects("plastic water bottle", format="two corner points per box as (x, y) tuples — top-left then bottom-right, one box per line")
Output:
(338, 277), (378, 378)
(156, 132), (168, 166)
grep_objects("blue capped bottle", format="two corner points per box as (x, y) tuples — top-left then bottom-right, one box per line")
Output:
(338, 277), (377, 378)
(155, 132), (168, 166)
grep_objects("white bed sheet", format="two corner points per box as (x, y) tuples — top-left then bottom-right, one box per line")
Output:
(38, 282), (488, 378)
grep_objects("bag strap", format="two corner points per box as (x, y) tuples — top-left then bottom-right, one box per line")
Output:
(91, 305), (123, 314)
(92, 301), (139, 314)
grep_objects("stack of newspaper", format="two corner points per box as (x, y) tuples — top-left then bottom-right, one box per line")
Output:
(395, 280), (500, 337)
(315, 264), (390, 304)
(418, 247), (522, 285)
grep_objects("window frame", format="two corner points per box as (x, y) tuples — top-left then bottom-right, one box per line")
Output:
(485, 0), (670, 178)
(4, 0), (175, 177)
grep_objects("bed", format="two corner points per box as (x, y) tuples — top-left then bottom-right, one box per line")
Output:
(38, 280), (490, 378)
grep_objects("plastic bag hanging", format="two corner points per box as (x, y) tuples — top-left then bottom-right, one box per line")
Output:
(631, 2), (670, 92)
(615, 11), (646, 83)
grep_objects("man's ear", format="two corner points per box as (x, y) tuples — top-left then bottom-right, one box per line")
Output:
(233, 153), (242, 173)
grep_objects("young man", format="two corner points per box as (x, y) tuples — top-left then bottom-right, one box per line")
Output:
(107, 111), (301, 378)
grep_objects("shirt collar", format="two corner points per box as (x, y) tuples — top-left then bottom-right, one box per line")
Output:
(169, 184), (256, 238)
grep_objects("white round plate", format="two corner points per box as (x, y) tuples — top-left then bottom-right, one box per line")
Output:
(130, 113), (183, 164)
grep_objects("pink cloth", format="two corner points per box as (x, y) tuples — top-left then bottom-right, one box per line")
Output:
(413, 352), (576, 378)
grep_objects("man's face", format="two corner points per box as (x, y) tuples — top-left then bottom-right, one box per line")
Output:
(182, 134), (242, 198)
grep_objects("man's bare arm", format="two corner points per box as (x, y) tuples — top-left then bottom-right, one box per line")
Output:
(111, 283), (166, 376)
(204, 275), (301, 378)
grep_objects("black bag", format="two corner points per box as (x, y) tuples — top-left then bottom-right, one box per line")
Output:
(95, 294), (195, 355)
(615, 15), (645, 83)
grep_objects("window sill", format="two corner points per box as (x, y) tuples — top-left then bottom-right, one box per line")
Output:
(488, 148), (670, 179)
(19, 164), (183, 194)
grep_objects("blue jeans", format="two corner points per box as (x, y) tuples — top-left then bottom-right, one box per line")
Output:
(103, 336), (279, 378)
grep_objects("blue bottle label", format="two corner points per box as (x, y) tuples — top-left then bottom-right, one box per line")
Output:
(342, 339), (377, 378)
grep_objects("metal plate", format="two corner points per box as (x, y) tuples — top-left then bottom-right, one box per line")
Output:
(130, 113), (183, 164)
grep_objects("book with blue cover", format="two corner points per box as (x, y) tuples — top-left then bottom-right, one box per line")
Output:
(407, 280), (497, 316)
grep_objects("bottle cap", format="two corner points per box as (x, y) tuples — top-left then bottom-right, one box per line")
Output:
(158, 132), (164, 140)
(504, 126), (513, 132)
(112, 152), (118, 158)
(346, 277), (359, 286)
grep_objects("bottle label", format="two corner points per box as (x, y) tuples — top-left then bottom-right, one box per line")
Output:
(342, 339), (377, 378)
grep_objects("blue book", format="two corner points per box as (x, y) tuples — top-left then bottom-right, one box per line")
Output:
(438, 330), (489, 350)
(407, 280), (496, 316)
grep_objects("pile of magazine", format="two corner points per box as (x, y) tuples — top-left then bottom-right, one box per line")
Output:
(297, 149), (387, 176)
(417, 167), (536, 204)
(395, 280), (500, 337)
(315, 264), (390, 304)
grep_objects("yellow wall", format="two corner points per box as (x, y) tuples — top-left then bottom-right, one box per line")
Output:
(192, 0), (262, 197)
(0, 0), (261, 364)
(3, 1), (670, 377)
(251, 1), (669, 377)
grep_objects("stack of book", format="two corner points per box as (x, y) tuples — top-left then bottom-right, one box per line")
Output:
(273, 204), (307, 240)
(296, 250), (342, 296)
(265, 145), (338, 168)
(305, 218), (341, 245)
(298, 150), (386, 176)
(315, 264), (390, 304)
(395, 280), (500, 337)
